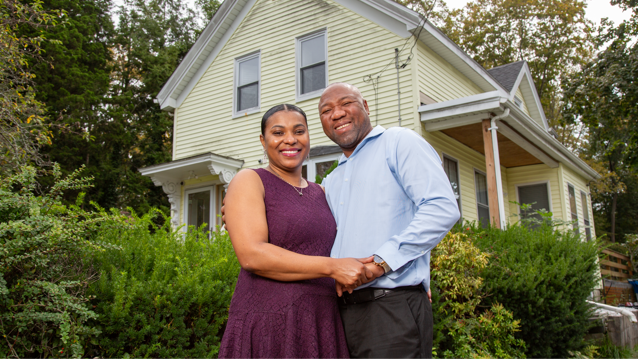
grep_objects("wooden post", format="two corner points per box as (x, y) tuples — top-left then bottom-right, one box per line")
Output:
(482, 119), (501, 228)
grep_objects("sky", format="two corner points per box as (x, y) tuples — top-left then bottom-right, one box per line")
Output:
(444, 0), (632, 25)
(112, 0), (632, 29)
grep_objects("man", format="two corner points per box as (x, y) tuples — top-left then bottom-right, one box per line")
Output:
(318, 82), (459, 358)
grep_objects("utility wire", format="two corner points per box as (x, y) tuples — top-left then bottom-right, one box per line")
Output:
(363, 1), (437, 125)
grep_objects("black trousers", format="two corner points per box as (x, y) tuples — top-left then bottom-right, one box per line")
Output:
(338, 287), (433, 358)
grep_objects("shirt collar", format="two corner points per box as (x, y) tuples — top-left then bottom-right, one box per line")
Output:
(338, 125), (386, 165)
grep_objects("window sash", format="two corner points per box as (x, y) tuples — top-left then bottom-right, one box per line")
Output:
(297, 31), (327, 98)
(443, 157), (461, 223)
(234, 52), (260, 115)
(568, 184), (578, 233)
(184, 187), (214, 233)
(475, 171), (489, 228)
(517, 183), (550, 226)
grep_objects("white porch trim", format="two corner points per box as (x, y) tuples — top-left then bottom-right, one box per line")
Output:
(139, 152), (244, 227)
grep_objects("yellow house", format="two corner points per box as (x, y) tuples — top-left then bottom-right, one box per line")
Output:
(139, 0), (600, 237)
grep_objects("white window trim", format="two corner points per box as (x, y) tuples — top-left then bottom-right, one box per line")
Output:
(303, 153), (341, 183)
(514, 180), (553, 217)
(442, 153), (462, 219)
(567, 182), (579, 231)
(183, 185), (216, 233)
(295, 29), (328, 103)
(233, 50), (261, 118)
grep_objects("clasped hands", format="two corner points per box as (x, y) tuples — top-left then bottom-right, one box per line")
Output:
(331, 256), (384, 297)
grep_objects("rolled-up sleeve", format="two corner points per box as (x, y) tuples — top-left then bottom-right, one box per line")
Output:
(374, 130), (460, 272)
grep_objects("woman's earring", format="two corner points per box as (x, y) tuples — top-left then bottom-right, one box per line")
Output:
(263, 150), (268, 164)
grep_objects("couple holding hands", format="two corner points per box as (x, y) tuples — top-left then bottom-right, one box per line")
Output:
(219, 83), (460, 358)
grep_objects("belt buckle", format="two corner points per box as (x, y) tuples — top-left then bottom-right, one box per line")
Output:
(373, 289), (386, 300)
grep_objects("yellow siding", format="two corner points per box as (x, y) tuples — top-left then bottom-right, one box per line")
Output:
(415, 42), (484, 103)
(175, 0), (418, 165)
(560, 164), (596, 239)
(505, 164), (562, 223)
(515, 87), (531, 117)
(423, 131), (511, 224)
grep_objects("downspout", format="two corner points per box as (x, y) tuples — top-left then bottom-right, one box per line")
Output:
(488, 108), (510, 229)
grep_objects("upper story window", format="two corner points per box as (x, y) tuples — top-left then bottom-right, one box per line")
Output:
(297, 30), (327, 101)
(514, 96), (523, 108)
(234, 51), (260, 116)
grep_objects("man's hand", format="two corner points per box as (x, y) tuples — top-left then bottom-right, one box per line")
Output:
(428, 288), (432, 303)
(335, 256), (384, 297)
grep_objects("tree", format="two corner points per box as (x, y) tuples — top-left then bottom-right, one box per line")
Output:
(562, 0), (638, 242)
(0, 0), (63, 174)
(435, 0), (594, 129)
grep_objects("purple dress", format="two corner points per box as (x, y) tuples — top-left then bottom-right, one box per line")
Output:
(219, 168), (349, 358)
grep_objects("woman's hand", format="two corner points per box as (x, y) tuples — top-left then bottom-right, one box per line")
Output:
(333, 256), (377, 296)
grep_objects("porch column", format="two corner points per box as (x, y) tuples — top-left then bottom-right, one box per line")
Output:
(482, 119), (501, 228)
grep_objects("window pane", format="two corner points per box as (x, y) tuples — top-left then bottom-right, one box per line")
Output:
(518, 183), (549, 224)
(581, 192), (590, 221)
(443, 158), (459, 199)
(475, 172), (488, 206)
(301, 63), (325, 94)
(478, 205), (490, 229)
(315, 160), (335, 180)
(238, 57), (259, 86)
(238, 83), (258, 111)
(188, 190), (210, 231)
(301, 35), (325, 67)
(301, 165), (307, 180)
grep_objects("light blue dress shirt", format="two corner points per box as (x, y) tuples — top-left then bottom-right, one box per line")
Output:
(322, 126), (460, 291)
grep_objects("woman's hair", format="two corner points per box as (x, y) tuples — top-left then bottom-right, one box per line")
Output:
(261, 104), (308, 135)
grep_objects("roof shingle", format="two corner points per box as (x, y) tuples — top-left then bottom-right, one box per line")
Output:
(487, 61), (525, 92)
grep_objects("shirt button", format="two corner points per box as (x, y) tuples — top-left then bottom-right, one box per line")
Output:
(421, 251), (425, 254)
(345, 178), (348, 181)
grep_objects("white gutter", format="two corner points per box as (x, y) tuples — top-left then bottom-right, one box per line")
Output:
(488, 108), (509, 229)
(587, 300), (637, 323)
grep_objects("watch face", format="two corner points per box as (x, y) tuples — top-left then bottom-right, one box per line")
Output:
(373, 255), (383, 264)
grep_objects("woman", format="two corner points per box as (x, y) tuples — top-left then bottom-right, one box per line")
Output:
(218, 104), (372, 358)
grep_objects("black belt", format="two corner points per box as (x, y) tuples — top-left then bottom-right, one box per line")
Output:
(339, 285), (423, 305)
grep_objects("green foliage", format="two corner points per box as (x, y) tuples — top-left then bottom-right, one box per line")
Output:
(561, 0), (638, 243)
(594, 336), (636, 359)
(0, 165), (112, 358)
(437, 0), (594, 128)
(86, 211), (240, 358)
(0, 0), (64, 173)
(430, 232), (526, 358)
(316, 160), (339, 184)
(461, 221), (600, 358)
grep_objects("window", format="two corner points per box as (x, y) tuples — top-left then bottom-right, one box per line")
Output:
(303, 156), (339, 183)
(568, 184), (579, 234)
(297, 30), (327, 100)
(514, 96), (523, 108)
(234, 52), (260, 115)
(443, 156), (461, 222)
(581, 190), (592, 241)
(475, 171), (490, 228)
(184, 186), (215, 232)
(517, 183), (550, 226)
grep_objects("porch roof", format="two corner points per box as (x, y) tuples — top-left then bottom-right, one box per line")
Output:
(139, 152), (244, 185)
(418, 94), (600, 181)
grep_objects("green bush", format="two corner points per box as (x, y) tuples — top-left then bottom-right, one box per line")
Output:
(0, 165), (110, 358)
(86, 211), (240, 358)
(430, 232), (526, 358)
(460, 221), (600, 358)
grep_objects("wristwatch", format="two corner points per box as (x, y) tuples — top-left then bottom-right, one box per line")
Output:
(373, 255), (392, 274)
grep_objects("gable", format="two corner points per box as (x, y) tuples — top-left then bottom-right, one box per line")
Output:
(173, 0), (417, 161)
(158, 0), (512, 112)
